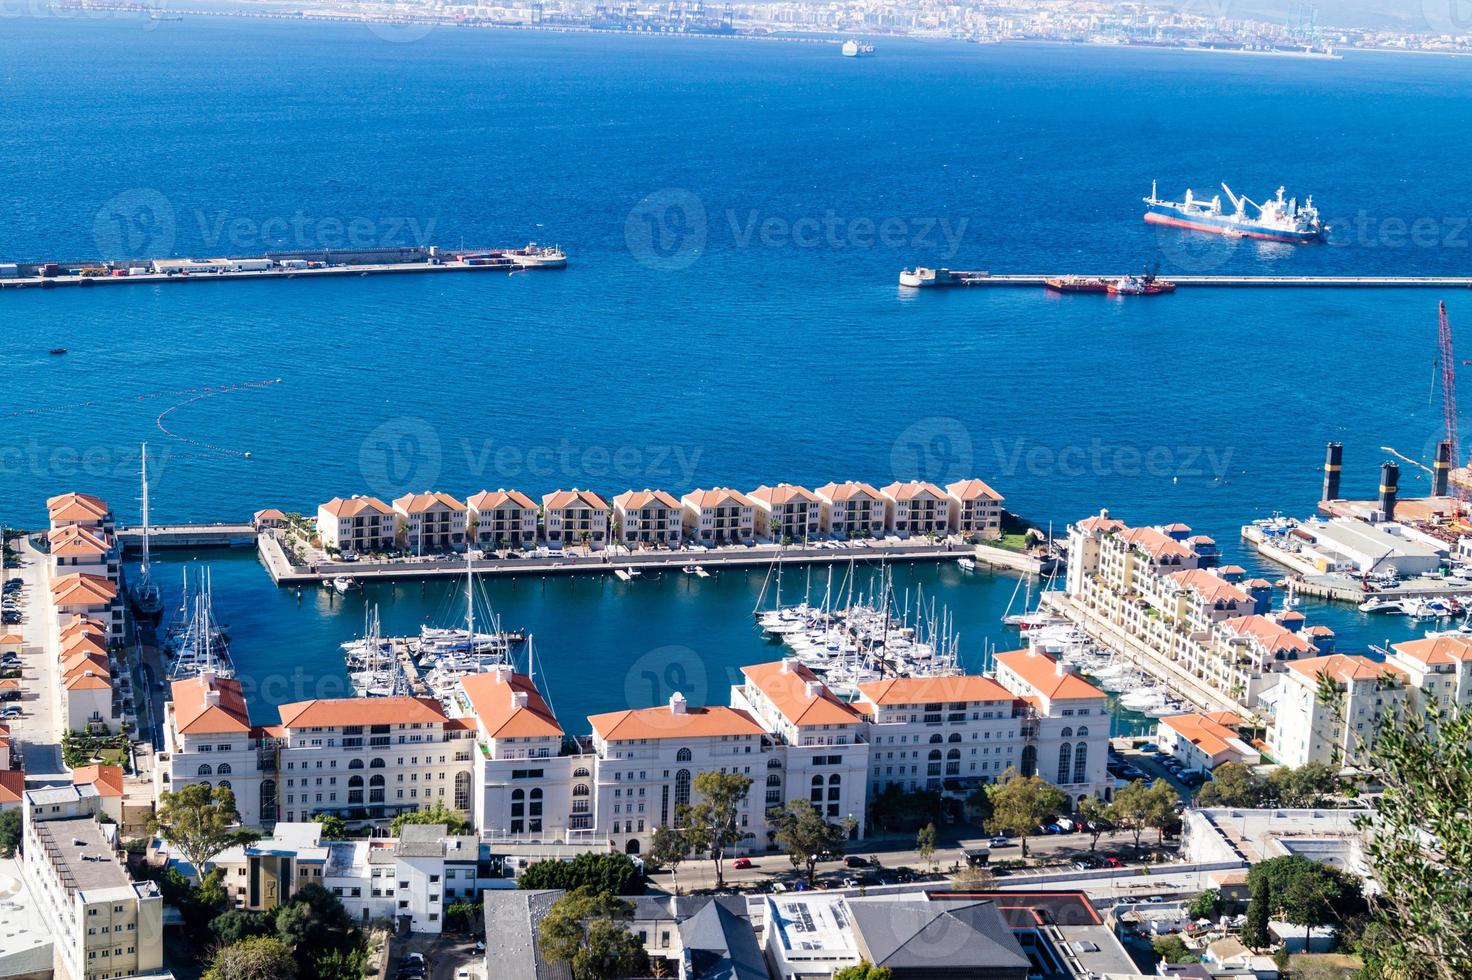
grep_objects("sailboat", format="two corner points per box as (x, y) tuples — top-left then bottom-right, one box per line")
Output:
(345, 605), (409, 697)
(166, 567), (234, 680)
(129, 443), (164, 620)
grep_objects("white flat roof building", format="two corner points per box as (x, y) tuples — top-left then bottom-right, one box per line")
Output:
(1298, 518), (1445, 576)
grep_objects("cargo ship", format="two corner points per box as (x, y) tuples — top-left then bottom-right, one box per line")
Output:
(1143, 181), (1325, 244)
(1044, 276), (1110, 293)
(841, 39), (875, 57)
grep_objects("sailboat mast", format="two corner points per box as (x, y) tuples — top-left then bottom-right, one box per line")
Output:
(140, 443), (151, 576)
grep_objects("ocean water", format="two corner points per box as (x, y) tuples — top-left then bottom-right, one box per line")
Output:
(2, 16), (1456, 721)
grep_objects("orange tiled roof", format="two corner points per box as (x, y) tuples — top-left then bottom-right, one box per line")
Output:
(278, 696), (447, 729)
(1159, 713), (1251, 759)
(683, 488), (755, 510)
(748, 484), (820, 507)
(1391, 635), (1472, 666)
(0, 770), (23, 805)
(1122, 527), (1196, 562)
(946, 478), (1003, 502)
(613, 489), (681, 510)
(50, 573), (117, 605)
(319, 496), (393, 518)
(1167, 569), (1251, 606)
(393, 491), (465, 514)
(73, 764), (125, 797)
(172, 674), (252, 735)
(1220, 615), (1316, 656)
(467, 489), (538, 511)
(857, 675), (1017, 707)
(459, 670), (563, 739)
(880, 480), (946, 501)
(254, 508), (287, 521)
(814, 481), (882, 503)
(589, 704), (765, 741)
(993, 649), (1107, 702)
(48, 525), (113, 558)
(47, 492), (110, 524)
(65, 672), (111, 691)
(1075, 512), (1126, 533)
(1288, 654), (1407, 685)
(542, 489), (609, 511)
(741, 660), (864, 727)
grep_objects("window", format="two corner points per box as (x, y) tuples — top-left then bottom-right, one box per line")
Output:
(1057, 742), (1073, 784)
(196, 764), (212, 776)
(676, 747), (692, 762)
(1073, 742), (1088, 784)
(675, 769), (691, 809)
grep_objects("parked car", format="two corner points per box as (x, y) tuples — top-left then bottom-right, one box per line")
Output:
(1103, 856), (1124, 868)
(990, 835), (1010, 848)
(732, 858), (753, 870)
(843, 856), (869, 868)
(1, 706), (22, 718)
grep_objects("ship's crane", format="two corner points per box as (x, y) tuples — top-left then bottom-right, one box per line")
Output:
(1220, 183), (1262, 216)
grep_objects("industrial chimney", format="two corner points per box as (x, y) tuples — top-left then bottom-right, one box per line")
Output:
(1379, 461), (1400, 521)
(1321, 442), (1342, 502)
(1434, 440), (1452, 497)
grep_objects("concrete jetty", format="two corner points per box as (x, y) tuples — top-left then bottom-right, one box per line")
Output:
(898, 270), (1472, 289)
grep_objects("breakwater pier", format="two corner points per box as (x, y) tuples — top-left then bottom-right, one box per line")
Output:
(897, 269), (1472, 289)
(0, 244), (565, 291)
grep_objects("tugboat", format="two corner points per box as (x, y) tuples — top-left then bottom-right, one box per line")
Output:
(1107, 267), (1176, 296)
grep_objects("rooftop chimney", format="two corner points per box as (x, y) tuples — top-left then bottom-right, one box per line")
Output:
(1379, 461), (1400, 521)
(510, 690), (529, 709)
(1434, 440), (1452, 497)
(669, 692), (688, 715)
(1321, 442), (1343, 502)
(491, 664), (514, 685)
(804, 680), (824, 699)
(204, 688), (220, 706)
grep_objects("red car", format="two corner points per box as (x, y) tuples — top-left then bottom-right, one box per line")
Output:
(1103, 856), (1124, 868)
(732, 858), (753, 869)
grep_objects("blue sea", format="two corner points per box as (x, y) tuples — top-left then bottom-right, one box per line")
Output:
(3, 16), (1464, 722)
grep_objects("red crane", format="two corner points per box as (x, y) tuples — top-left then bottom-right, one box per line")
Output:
(1439, 301), (1465, 507)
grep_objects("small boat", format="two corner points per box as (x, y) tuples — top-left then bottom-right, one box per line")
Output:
(1357, 597), (1406, 614)
(957, 558), (977, 572)
(682, 564), (699, 575)
(615, 568), (640, 582)
(332, 576), (360, 595)
(49, 348), (67, 356)
(695, 566), (710, 578)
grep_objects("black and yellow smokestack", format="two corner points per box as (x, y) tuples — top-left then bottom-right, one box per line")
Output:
(1380, 461), (1400, 521)
(1434, 441), (1452, 497)
(1321, 442), (1342, 502)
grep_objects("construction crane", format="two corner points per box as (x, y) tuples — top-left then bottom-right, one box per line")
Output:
(1438, 300), (1464, 508)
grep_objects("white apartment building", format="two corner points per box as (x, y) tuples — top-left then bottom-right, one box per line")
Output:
(317, 496), (396, 553)
(50, 573), (122, 644)
(748, 484), (822, 543)
(156, 671), (274, 828)
(22, 785), (165, 980)
(158, 674), (477, 832)
(49, 524), (118, 579)
(682, 488), (756, 546)
(47, 492), (114, 537)
(732, 660), (870, 833)
(1156, 712), (1261, 772)
(1385, 635), (1472, 716)
(1270, 654), (1409, 769)
(992, 649), (1112, 805)
(946, 478), (1005, 539)
(542, 489), (610, 550)
(392, 491), (467, 554)
(211, 822), (487, 934)
(457, 667), (587, 842)
(854, 676), (1022, 798)
(613, 489), (684, 547)
(879, 481), (951, 537)
(590, 694), (771, 857)
(813, 482), (886, 539)
(466, 489), (538, 550)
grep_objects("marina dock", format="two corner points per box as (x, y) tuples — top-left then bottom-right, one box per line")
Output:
(898, 270), (1472, 289)
(118, 523), (256, 550)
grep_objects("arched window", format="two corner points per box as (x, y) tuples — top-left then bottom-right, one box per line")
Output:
(217, 763), (231, 775)
(929, 734), (943, 744)
(197, 764), (212, 776)
(1073, 742), (1088, 784)
(676, 747), (692, 763)
(1057, 742), (1073, 784)
(767, 757), (782, 769)
(573, 783), (590, 797)
(1060, 727), (1073, 738)
(946, 748), (961, 776)
(948, 733), (962, 743)
(573, 767), (590, 778)
(928, 749), (942, 761)
(1077, 726), (1089, 737)
(349, 759), (364, 770)
(348, 775), (363, 787)
(260, 779), (277, 823)
(1021, 744), (1037, 778)
(454, 771), (470, 812)
(370, 757), (386, 769)
(369, 773), (385, 803)
(828, 774), (840, 785)
(827, 773), (841, 802)
(811, 775), (824, 786)
(348, 774), (364, 805)
(369, 774), (386, 786)
(675, 770), (692, 809)
(810, 774), (824, 804)
(217, 780), (231, 791)
(512, 789), (524, 800)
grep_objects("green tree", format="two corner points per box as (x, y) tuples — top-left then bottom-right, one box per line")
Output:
(1075, 795), (1108, 852)
(679, 770), (753, 890)
(210, 909), (276, 946)
(1243, 874), (1272, 950)
(150, 783), (259, 881)
(1268, 761), (1341, 808)
(312, 813), (348, 840)
(832, 962), (895, 980)
(774, 800), (854, 886)
(916, 822), (937, 873)
(275, 882), (357, 958)
(1188, 889), (1223, 921)
(539, 887), (650, 980)
(203, 936), (299, 980)
(1142, 779), (1181, 846)
(1151, 934), (1195, 964)
(649, 826), (691, 895)
(310, 946), (368, 980)
(0, 808), (21, 857)
(1281, 868), (1339, 948)
(388, 801), (472, 836)
(985, 768), (1067, 858)
(1106, 779), (1153, 850)
(1194, 761), (1271, 808)
(517, 852), (644, 895)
